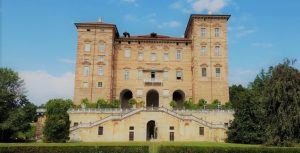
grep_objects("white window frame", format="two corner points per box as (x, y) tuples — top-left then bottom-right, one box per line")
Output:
(136, 89), (143, 97)
(201, 67), (207, 77)
(151, 53), (156, 61)
(97, 82), (103, 88)
(137, 70), (143, 80)
(164, 53), (169, 61)
(216, 68), (221, 77)
(163, 71), (169, 80)
(83, 66), (89, 76)
(99, 55), (104, 62)
(215, 28), (220, 37)
(99, 42), (105, 52)
(215, 46), (221, 56)
(124, 70), (130, 80)
(200, 46), (206, 56)
(200, 28), (206, 37)
(98, 67), (104, 76)
(124, 48), (130, 58)
(176, 71), (183, 80)
(176, 50), (181, 60)
(163, 89), (169, 97)
(84, 43), (91, 52)
(138, 52), (143, 61)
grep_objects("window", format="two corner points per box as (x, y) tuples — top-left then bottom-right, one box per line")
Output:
(163, 71), (169, 80)
(169, 126), (174, 130)
(138, 52), (143, 61)
(176, 71), (183, 80)
(74, 122), (78, 126)
(99, 42), (105, 52)
(216, 68), (221, 77)
(199, 127), (204, 135)
(124, 70), (130, 80)
(124, 48), (130, 58)
(129, 132), (134, 141)
(215, 28), (220, 37)
(129, 126), (134, 130)
(137, 70), (143, 80)
(163, 89), (169, 96)
(136, 89), (143, 96)
(224, 123), (229, 127)
(97, 82), (103, 88)
(176, 50), (181, 60)
(98, 126), (103, 135)
(202, 68), (207, 77)
(99, 55), (104, 62)
(151, 53), (156, 61)
(200, 28), (206, 37)
(215, 46), (221, 56)
(200, 46), (206, 56)
(98, 67), (104, 76)
(83, 81), (88, 88)
(83, 66), (89, 76)
(164, 53), (169, 61)
(169, 132), (174, 141)
(84, 43), (91, 52)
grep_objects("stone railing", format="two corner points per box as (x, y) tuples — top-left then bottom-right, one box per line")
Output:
(144, 78), (163, 84)
(70, 107), (231, 131)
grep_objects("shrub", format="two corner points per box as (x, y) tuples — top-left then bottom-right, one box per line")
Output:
(206, 99), (220, 109)
(159, 146), (300, 153)
(128, 98), (137, 107)
(169, 100), (177, 108)
(198, 99), (207, 108)
(0, 146), (149, 153)
(183, 100), (198, 109)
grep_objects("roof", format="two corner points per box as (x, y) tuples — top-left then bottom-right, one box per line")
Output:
(116, 34), (191, 42)
(74, 22), (119, 37)
(184, 14), (231, 37)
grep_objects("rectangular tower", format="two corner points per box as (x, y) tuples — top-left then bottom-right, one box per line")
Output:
(74, 22), (118, 105)
(185, 14), (230, 103)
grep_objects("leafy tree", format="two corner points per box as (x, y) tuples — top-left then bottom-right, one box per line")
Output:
(264, 59), (300, 146)
(224, 101), (233, 109)
(226, 90), (264, 144)
(229, 85), (247, 108)
(43, 99), (72, 142)
(0, 68), (37, 142)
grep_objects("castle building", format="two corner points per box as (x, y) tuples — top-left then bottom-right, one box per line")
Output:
(69, 14), (233, 142)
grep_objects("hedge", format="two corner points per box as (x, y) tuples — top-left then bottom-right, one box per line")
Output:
(0, 146), (148, 153)
(158, 146), (300, 153)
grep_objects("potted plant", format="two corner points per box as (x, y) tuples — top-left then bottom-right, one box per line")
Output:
(128, 98), (137, 108)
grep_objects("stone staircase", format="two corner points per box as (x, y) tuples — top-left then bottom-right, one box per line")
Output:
(70, 107), (226, 131)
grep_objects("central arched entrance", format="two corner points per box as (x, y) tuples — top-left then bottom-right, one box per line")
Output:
(120, 89), (133, 109)
(146, 120), (157, 140)
(146, 89), (159, 107)
(173, 90), (185, 109)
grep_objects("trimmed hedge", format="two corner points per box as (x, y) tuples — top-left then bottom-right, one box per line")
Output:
(159, 146), (300, 153)
(0, 146), (148, 153)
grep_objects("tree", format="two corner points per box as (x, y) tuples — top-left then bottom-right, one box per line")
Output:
(226, 90), (264, 144)
(43, 99), (72, 142)
(229, 85), (247, 108)
(0, 68), (36, 142)
(264, 59), (300, 146)
(169, 100), (177, 108)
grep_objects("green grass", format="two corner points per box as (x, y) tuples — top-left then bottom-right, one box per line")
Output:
(0, 141), (261, 153)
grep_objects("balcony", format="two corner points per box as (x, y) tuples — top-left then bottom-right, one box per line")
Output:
(144, 78), (163, 85)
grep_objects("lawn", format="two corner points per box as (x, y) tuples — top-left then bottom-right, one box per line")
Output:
(0, 141), (260, 153)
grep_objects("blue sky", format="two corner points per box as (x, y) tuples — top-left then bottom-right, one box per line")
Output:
(1, 0), (300, 105)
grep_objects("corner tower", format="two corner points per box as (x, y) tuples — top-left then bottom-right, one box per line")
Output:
(74, 21), (119, 105)
(185, 14), (230, 103)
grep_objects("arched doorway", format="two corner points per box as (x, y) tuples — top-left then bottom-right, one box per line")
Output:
(120, 89), (133, 109)
(146, 120), (157, 140)
(172, 90), (185, 109)
(146, 89), (159, 107)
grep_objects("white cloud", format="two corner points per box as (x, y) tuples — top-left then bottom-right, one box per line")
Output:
(191, 0), (227, 13)
(251, 42), (273, 48)
(231, 25), (256, 38)
(60, 58), (75, 64)
(169, 1), (183, 9)
(157, 21), (181, 28)
(19, 71), (74, 105)
(229, 69), (258, 86)
(121, 0), (138, 6)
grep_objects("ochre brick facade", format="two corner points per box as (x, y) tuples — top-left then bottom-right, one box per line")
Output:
(74, 14), (230, 107)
